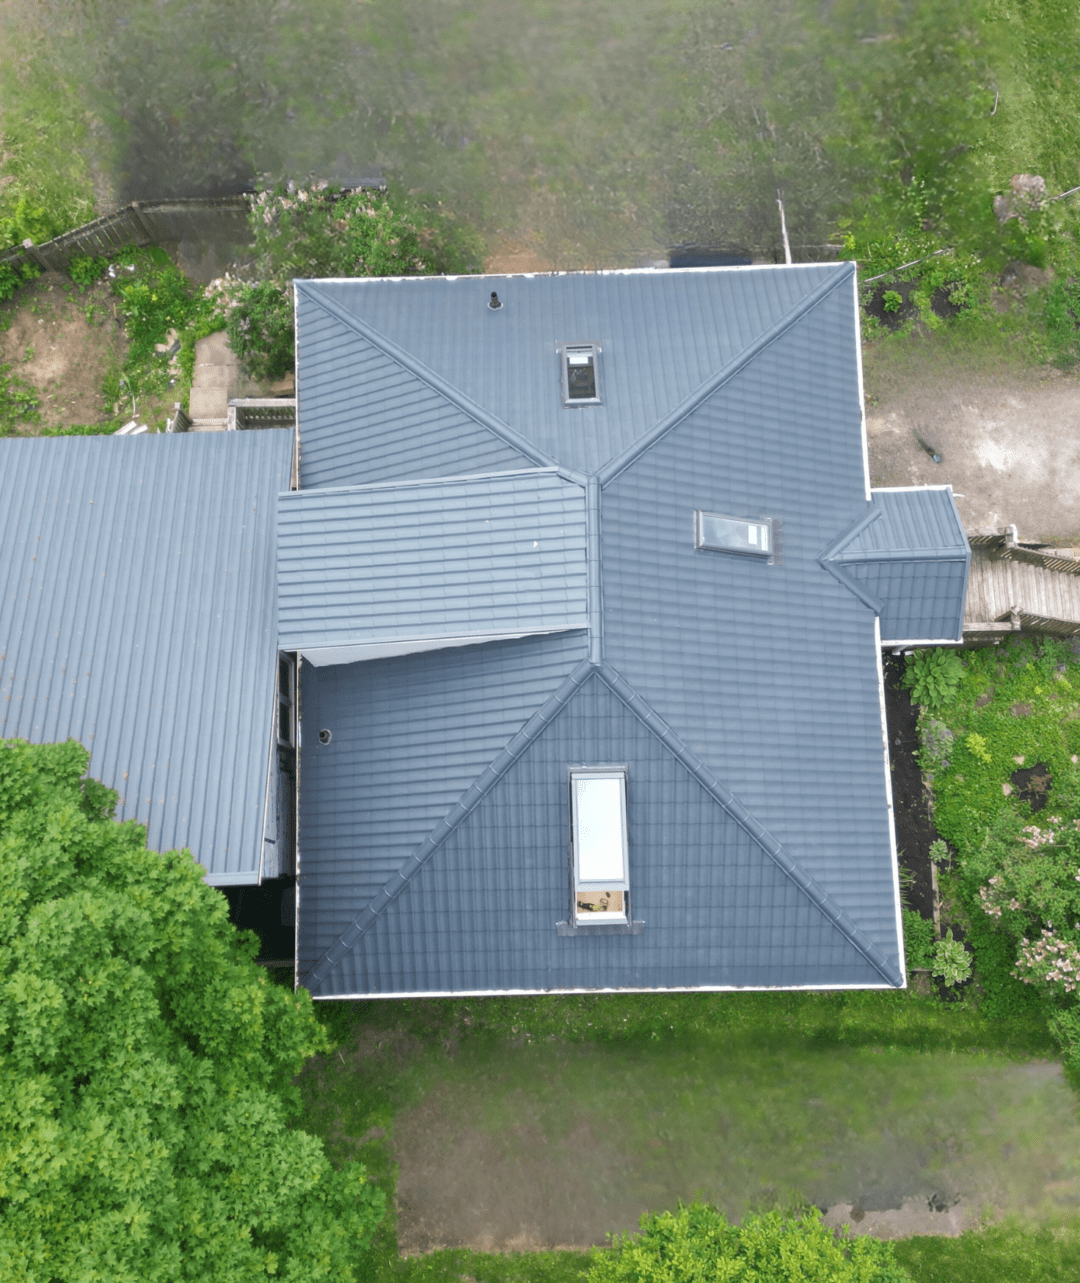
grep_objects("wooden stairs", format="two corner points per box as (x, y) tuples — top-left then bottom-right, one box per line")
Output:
(964, 528), (1080, 642)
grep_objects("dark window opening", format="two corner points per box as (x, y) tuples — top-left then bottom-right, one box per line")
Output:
(278, 654), (296, 747)
(558, 342), (602, 405)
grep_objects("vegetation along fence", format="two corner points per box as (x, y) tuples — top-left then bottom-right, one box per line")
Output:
(0, 196), (253, 275)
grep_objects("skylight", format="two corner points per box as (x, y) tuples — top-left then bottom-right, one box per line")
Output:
(570, 768), (629, 925)
(558, 342), (602, 405)
(695, 511), (774, 561)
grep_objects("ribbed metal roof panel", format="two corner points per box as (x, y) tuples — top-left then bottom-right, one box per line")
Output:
(312, 673), (889, 996)
(297, 631), (589, 962)
(296, 285), (532, 488)
(0, 432), (293, 882)
(843, 487), (969, 558)
(296, 266), (839, 476)
(278, 470), (587, 651)
(599, 277), (902, 962)
(848, 559), (969, 642)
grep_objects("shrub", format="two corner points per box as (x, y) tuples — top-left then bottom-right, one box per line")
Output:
(587, 1203), (911, 1283)
(903, 908), (936, 972)
(0, 258), (40, 303)
(108, 246), (201, 366)
(0, 363), (40, 434)
(68, 253), (108, 287)
(226, 182), (481, 380)
(902, 647), (964, 710)
(225, 281), (295, 384)
(882, 289), (903, 313)
(0, 738), (385, 1280)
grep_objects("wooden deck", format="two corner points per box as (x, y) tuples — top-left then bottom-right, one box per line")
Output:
(964, 534), (1080, 638)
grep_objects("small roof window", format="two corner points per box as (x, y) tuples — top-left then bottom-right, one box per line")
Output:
(557, 342), (602, 406)
(695, 510), (774, 562)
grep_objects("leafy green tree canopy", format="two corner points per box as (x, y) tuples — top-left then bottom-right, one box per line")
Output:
(587, 1203), (911, 1283)
(0, 738), (384, 1282)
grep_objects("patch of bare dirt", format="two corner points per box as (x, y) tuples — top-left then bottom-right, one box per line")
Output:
(484, 235), (559, 275)
(0, 271), (125, 430)
(393, 1102), (628, 1253)
(863, 341), (1080, 544)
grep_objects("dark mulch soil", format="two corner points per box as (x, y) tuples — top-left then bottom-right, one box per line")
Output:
(862, 279), (964, 332)
(1010, 761), (1052, 812)
(882, 654), (940, 920)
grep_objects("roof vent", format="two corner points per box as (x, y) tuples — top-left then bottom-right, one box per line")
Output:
(318, 729), (332, 745)
(488, 291), (502, 310)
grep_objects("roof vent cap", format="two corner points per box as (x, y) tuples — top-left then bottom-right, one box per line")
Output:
(488, 291), (502, 310)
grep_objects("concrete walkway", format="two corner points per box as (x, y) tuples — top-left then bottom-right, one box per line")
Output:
(187, 330), (291, 430)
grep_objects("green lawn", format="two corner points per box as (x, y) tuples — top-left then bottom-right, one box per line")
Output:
(297, 990), (1075, 1278)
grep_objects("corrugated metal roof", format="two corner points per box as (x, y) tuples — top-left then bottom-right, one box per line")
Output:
(295, 266), (844, 480)
(294, 263), (920, 995)
(278, 470), (587, 659)
(0, 431), (293, 884)
(599, 281), (901, 963)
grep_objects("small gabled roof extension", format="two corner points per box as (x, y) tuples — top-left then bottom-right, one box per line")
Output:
(820, 486), (970, 644)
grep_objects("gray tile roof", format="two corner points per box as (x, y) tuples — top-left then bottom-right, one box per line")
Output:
(291, 264), (958, 996)
(821, 487), (970, 642)
(278, 469), (587, 662)
(0, 432), (293, 884)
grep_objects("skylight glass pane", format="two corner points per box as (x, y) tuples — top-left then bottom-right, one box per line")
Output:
(574, 775), (625, 882)
(696, 511), (772, 557)
(566, 351), (596, 400)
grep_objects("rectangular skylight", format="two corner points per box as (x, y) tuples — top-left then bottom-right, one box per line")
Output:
(558, 342), (602, 405)
(571, 768), (628, 924)
(695, 511), (773, 560)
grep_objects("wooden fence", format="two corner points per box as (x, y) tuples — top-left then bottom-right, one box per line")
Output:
(0, 196), (253, 276)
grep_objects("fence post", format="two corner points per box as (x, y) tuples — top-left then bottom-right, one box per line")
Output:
(129, 201), (156, 244)
(20, 240), (53, 273)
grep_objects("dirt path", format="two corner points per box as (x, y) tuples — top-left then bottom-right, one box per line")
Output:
(863, 341), (1080, 544)
(388, 1038), (1080, 1252)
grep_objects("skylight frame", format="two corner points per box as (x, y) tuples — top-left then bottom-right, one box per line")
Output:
(569, 766), (629, 926)
(694, 510), (775, 563)
(557, 341), (603, 406)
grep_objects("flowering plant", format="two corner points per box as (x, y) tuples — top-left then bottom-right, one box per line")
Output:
(248, 181), (434, 284)
(1014, 926), (1080, 994)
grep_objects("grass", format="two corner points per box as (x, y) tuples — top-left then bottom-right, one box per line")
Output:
(894, 1222), (1080, 1283)
(299, 990), (1075, 1283)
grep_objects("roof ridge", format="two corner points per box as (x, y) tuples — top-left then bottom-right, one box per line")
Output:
(597, 261), (857, 488)
(817, 507), (886, 613)
(296, 281), (575, 477)
(304, 656), (595, 988)
(595, 662), (903, 986)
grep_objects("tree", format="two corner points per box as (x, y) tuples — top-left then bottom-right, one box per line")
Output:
(0, 738), (384, 1282)
(587, 1203), (911, 1283)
